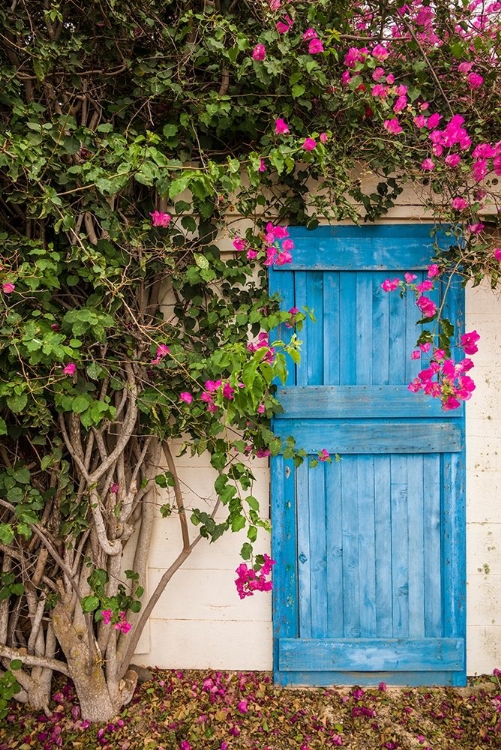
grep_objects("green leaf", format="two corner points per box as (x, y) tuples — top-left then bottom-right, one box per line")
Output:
(0, 418), (7, 436)
(72, 396), (90, 414)
(231, 514), (246, 532)
(81, 595), (100, 613)
(0, 525), (14, 545)
(6, 393), (28, 414)
(292, 83), (306, 98)
(9, 660), (22, 671)
(194, 253), (209, 270)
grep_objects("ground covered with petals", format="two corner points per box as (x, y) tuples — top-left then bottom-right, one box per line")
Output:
(0, 670), (500, 749)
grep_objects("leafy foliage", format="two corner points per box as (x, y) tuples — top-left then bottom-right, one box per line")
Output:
(0, 0), (499, 721)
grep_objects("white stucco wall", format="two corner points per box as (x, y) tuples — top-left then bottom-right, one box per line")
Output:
(465, 281), (501, 674)
(133, 189), (501, 677)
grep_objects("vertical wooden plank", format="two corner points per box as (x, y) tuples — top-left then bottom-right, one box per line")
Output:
(271, 456), (298, 683)
(372, 273), (390, 386)
(389, 280), (407, 384)
(390, 455), (409, 637)
(442, 452), (466, 685)
(296, 461), (311, 638)
(407, 455), (425, 637)
(405, 271), (424, 384)
(356, 272), (373, 384)
(339, 272), (357, 385)
(295, 272), (308, 386)
(323, 271), (340, 385)
(341, 456), (360, 637)
(326, 459), (344, 638)
(423, 454), (442, 637)
(374, 455), (392, 637)
(306, 272), (324, 385)
(358, 455), (376, 636)
(270, 270), (297, 387)
(309, 462), (328, 638)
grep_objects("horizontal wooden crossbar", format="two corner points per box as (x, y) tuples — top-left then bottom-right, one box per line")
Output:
(275, 386), (463, 419)
(279, 638), (465, 672)
(272, 419), (463, 453)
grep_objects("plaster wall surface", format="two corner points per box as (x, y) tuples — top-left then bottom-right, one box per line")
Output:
(133, 191), (501, 676)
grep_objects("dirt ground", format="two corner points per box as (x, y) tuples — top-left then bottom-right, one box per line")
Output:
(0, 669), (500, 749)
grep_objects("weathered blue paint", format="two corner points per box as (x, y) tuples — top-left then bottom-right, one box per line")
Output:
(270, 224), (466, 687)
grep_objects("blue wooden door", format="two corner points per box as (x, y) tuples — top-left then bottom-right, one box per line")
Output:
(270, 225), (466, 687)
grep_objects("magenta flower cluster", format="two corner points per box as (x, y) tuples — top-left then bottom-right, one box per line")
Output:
(235, 553), (275, 599)
(100, 609), (132, 634)
(382, 265), (480, 410)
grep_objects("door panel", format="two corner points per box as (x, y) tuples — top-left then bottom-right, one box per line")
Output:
(270, 225), (466, 687)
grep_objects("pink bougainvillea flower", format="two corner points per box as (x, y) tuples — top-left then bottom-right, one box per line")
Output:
(150, 211), (171, 227)
(2, 282), (15, 294)
(276, 15), (293, 33)
(372, 44), (390, 60)
(468, 72), (483, 88)
(275, 251), (292, 265)
(372, 67), (385, 81)
(257, 403), (265, 414)
(411, 350), (421, 360)
(427, 264), (440, 278)
(275, 118), (289, 134)
(419, 342), (431, 352)
(269, 0), (281, 9)
(416, 295), (437, 318)
(101, 609), (112, 625)
(394, 96), (408, 113)
(386, 73), (395, 84)
(372, 84), (389, 98)
(468, 223), (485, 234)
(180, 392), (193, 404)
(494, 248), (501, 261)
(433, 349), (447, 361)
(205, 379), (222, 391)
(114, 612), (132, 634)
(451, 196), (468, 211)
(247, 249), (258, 260)
(110, 483), (119, 494)
(309, 38), (324, 54)
(222, 382), (235, 400)
(414, 115), (427, 128)
(233, 237), (246, 251)
(421, 158), (435, 171)
(416, 279), (434, 292)
(63, 363), (76, 376)
(383, 118), (403, 134)
(341, 70), (352, 86)
(426, 113), (442, 129)
(303, 27), (318, 41)
(458, 61), (473, 74)
(461, 330), (480, 354)
(445, 153), (461, 167)
(443, 395), (461, 411)
(319, 132), (328, 143)
(302, 137), (316, 151)
(267, 223), (289, 239)
(237, 699), (248, 714)
(404, 272), (417, 283)
(252, 44), (266, 61)
(256, 448), (271, 458)
(258, 158), (267, 172)
(318, 448), (330, 462)
(381, 277), (400, 291)
(472, 159), (488, 182)
(282, 239), (295, 251)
